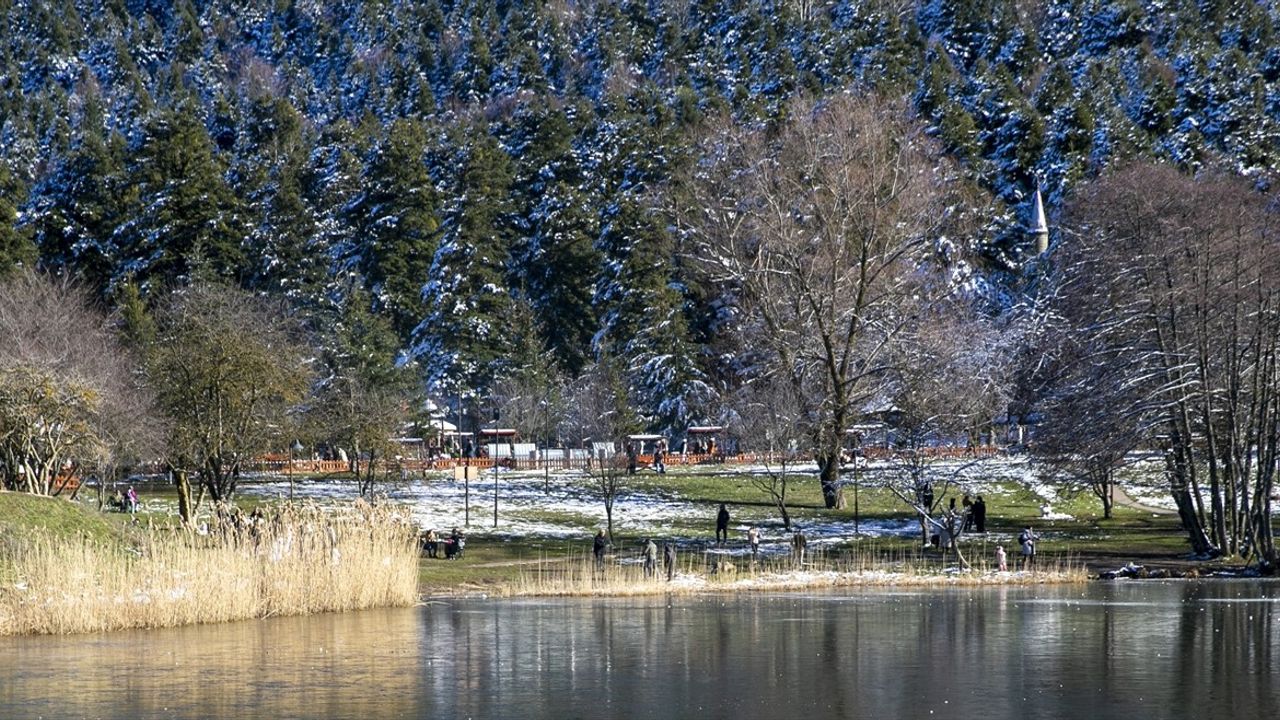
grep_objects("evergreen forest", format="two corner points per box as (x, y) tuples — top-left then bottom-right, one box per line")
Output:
(3, 0), (1280, 435)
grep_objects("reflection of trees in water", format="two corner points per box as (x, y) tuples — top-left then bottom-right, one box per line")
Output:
(1176, 582), (1278, 714)
(9, 588), (1280, 718)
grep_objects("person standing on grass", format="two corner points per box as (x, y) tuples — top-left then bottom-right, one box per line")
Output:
(126, 486), (139, 513)
(664, 543), (676, 581)
(1018, 526), (1037, 569)
(791, 528), (807, 566)
(974, 496), (987, 533)
(593, 529), (608, 566)
(715, 503), (730, 544)
(643, 538), (658, 578)
(747, 526), (760, 560)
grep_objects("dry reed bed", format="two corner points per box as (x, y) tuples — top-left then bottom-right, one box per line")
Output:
(0, 503), (419, 635)
(509, 549), (1088, 598)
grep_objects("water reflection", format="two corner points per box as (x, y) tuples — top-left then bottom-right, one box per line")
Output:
(3, 583), (1278, 719)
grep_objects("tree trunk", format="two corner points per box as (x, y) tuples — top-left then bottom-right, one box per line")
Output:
(359, 448), (377, 497)
(1165, 442), (1215, 556)
(817, 451), (845, 509)
(174, 468), (194, 526)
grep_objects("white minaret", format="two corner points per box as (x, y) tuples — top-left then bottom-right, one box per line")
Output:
(1030, 186), (1049, 255)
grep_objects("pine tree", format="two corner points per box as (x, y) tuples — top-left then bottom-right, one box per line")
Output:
(0, 163), (35, 275)
(343, 118), (440, 340)
(594, 196), (710, 433)
(413, 132), (517, 406)
(509, 102), (600, 375)
(28, 86), (127, 291)
(236, 94), (319, 298)
(113, 96), (247, 292)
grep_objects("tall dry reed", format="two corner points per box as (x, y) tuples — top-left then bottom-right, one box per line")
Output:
(0, 502), (419, 635)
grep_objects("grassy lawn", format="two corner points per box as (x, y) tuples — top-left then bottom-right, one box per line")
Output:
(0, 491), (128, 544)
(1, 460), (1207, 596)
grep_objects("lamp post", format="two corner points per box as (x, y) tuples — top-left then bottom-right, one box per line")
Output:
(492, 407), (500, 529)
(851, 433), (861, 536)
(461, 384), (470, 527)
(289, 439), (303, 502)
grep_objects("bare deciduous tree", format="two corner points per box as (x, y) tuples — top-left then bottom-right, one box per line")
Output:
(874, 302), (1010, 563)
(150, 283), (311, 521)
(563, 358), (640, 542)
(0, 271), (157, 496)
(732, 372), (808, 530)
(1053, 162), (1280, 563)
(678, 94), (959, 509)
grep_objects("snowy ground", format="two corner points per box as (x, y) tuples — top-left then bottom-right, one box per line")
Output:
(124, 456), (1180, 550)
(234, 455), (1131, 551)
(239, 468), (923, 552)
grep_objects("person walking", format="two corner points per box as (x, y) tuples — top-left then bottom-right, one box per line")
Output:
(715, 503), (730, 544)
(643, 538), (658, 579)
(1018, 526), (1037, 569)
(664, 543), (676, 581)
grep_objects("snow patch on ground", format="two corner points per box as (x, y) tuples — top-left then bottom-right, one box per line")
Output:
(239, 468), (920, 545)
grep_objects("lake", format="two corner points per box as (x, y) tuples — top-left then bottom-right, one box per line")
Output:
(3, 582), (1277, 719)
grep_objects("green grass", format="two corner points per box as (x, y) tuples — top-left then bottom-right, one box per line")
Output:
(418, 537), (579, 592)
(0, 491), (129, 544)
(0, 459), (1207, 599)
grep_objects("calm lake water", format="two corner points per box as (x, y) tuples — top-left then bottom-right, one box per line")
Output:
(3, 582), (1277, 719)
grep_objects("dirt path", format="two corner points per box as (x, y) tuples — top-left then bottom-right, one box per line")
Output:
(1112, 486), (1176, 515)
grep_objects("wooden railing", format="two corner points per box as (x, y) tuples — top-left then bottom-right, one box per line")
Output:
(240, 445), (1003, 476)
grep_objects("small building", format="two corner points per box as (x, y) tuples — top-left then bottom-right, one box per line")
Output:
(685, 425), (724, 455)
(626, 434), (667, 456)
(479, 427), (519, 458)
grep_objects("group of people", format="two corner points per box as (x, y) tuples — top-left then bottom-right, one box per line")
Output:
(721, 504), (806, 564)
(110, 485), (139, 513)
(960, 494), (988, 533)
(625, 440), (670, 475)
(588, 495), (1039, 579)
(993, 526), (1039, 571)
(595, 531), (678, 581)
(420, 527), (466, 559)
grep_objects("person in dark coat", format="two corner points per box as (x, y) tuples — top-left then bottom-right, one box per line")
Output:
(974, 496), (987, 533)
(715, 503), (730, 544)
(593, 529), (608, 566)
(663, 543), (676, 581)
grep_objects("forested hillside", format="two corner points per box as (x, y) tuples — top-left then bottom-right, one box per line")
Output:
(2, 0), (1278, 431)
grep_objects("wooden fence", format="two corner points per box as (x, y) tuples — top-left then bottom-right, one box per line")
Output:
(241, 446), (1003, 476)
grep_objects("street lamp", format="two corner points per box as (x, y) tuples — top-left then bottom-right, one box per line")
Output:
(492, 407), (500, 528)
(289, 439), (304, 502)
